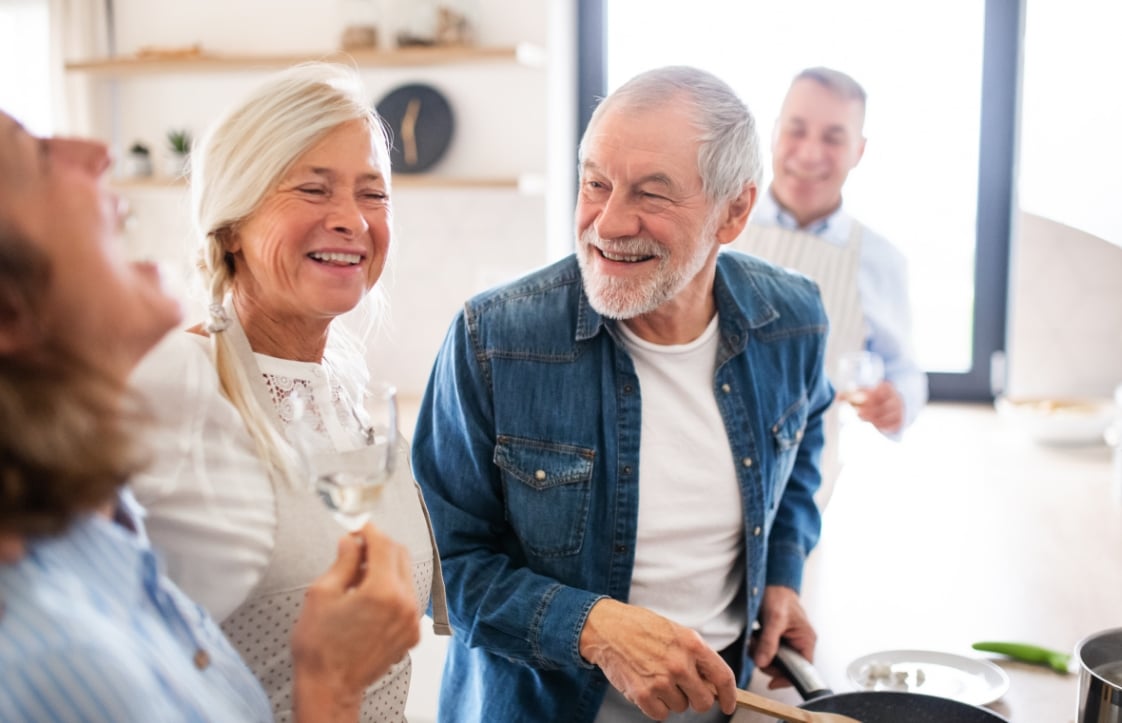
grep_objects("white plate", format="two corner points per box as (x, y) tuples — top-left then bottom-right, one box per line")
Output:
(846, 649), (1010, 706)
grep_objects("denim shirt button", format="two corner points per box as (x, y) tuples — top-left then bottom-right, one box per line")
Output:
(721, 383), (731, 394)
(751, 586), (759, 597)
(623, 384), (634, 394)
(742, 457), (753, 467)
(534, 469), (547, 481)
(753, 526), (761, 536)
(623, 465), (632, 475)
(615, 545), (627, 553)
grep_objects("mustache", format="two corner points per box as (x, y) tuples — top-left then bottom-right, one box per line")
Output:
(579, 228), (665, 258)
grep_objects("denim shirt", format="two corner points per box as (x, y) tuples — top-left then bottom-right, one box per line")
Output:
(412, 252), (833, 723)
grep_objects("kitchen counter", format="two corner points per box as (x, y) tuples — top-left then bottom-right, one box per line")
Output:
(740, 401), (1122, 722)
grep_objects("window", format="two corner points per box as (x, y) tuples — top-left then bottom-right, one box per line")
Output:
(577, 0), (1020, 400)
(0, 0), (52, 134)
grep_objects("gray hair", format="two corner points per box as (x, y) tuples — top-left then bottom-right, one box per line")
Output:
(189, 62), (390, 483)
(578, 65), (762, 205)
(791, 67), (867, 128)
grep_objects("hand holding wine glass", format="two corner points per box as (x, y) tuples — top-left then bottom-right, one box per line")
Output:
(836, 351), (885, 407)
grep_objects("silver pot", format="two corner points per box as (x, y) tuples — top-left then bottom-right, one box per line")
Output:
(1077, 627), (1122, 722)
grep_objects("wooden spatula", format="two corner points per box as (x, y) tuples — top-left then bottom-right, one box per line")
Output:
(735, 687), (862, 723)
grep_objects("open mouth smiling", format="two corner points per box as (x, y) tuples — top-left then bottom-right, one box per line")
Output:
(308, 251), (363, 267)
(598, 248), (656, 263)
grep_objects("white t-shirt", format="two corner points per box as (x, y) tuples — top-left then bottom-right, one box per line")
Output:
(595, 315), (745, 723)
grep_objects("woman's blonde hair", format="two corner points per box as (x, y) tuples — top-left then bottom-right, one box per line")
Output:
(190, 62), (393, 481)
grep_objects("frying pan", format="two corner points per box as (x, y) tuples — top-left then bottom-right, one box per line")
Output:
(771, 645), (1011, 723)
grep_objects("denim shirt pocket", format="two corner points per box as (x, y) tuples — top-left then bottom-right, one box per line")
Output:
(494, 436), (596, 558)
(768, 395), (810, 508)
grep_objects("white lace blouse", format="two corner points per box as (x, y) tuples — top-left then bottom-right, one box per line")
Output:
(128, 331), (368, 620)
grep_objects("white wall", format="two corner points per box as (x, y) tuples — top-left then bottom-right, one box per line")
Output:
(1003, 0), (1122, 400)
(1005, 212), (1122, 400)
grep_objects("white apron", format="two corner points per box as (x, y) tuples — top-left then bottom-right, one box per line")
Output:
(216, 301), (449, 722)
(730, 222), (865, 508)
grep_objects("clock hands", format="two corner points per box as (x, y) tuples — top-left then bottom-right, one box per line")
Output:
(376, 83), (453, 172)
(401, 97), (422, 167)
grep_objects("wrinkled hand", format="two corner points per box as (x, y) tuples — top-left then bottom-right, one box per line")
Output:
(579, 598), (737, 720)
(847, 380), (904, 435)
(291, 523), (421, 722)
(749, 585), (816, 690)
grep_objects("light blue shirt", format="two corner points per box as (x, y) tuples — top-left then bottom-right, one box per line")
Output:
(753, 190), (929, 430)
(0, 491), (271, 722)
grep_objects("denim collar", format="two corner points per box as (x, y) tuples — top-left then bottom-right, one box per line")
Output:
(571, 254), (781, 351)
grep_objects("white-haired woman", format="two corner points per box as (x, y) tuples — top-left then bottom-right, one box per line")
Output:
(129, 63), (449, 722)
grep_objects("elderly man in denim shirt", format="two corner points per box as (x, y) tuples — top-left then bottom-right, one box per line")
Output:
(413, 66), (833, 723)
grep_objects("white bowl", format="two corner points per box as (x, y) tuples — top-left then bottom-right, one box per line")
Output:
(996, 396), (1117, 446)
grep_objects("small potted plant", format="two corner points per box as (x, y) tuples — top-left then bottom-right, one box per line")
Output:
(165, 128), (192, 178)
(124, 140), (152, 178)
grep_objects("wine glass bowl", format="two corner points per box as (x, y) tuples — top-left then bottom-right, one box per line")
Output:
(836, 351), (885, 406)
(291, 382), (399, 532)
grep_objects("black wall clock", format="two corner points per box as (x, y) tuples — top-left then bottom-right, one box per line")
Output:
(375, 83), (455, 174)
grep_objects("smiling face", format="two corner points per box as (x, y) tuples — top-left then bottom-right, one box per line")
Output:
(0, 111), (182, 381)
(770, 78), (866, 227)
(228, 118), (391, 334)
(575, 99), (744, 339)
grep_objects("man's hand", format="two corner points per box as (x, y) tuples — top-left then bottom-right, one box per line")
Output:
(749, 585), (816, 690)
(849, 380), (904, 435)
(291, 523), (421, 722)
(579, 598), (737, 720)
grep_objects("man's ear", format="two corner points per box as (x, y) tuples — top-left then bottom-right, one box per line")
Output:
(853, 135), (867, 168)
(715, 182), (759, 246)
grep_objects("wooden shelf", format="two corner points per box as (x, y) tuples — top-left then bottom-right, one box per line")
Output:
(111, 174), (543, 193)
(65, 44), (544, 75)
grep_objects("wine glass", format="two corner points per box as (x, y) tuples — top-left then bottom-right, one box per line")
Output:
(291, 382), (398, 532)
(835, 351), (885, 406)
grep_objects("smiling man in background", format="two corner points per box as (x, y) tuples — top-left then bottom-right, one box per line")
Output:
(731, 67), (928, 502)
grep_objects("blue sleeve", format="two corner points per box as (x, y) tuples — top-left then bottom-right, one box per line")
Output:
(411, 310), (603, 671)
(0, 642), (175, 723)
(765, 296), (833, 592)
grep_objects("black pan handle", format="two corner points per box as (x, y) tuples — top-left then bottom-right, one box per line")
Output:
(773, 643), (834, 701)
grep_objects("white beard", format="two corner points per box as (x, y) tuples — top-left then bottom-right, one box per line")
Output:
(576, 214), (719, 320)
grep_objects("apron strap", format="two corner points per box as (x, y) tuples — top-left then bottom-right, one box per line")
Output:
(413, 477), (452, 634)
